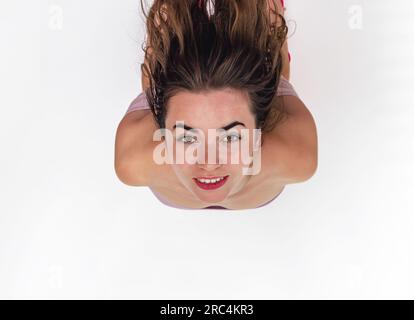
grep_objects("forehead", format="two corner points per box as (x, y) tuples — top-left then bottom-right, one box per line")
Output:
(165, 88), (254, 129)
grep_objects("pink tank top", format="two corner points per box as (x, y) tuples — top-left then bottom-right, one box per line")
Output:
(125, 75), (299, 115)
(126, 76), (297, 209)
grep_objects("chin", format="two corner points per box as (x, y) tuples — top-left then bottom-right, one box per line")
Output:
(195, 193), (228, 204)
(192, 186), (230, 203)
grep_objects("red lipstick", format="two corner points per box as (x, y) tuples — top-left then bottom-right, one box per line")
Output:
(193, 175), (229, 190)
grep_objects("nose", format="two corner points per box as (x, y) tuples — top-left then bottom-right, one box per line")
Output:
(197, 161), (221, 172)
(196, 141), (223, 170)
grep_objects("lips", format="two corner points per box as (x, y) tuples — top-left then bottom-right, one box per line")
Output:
(195, 176), (226, 180)
(193, 175), (229, 190)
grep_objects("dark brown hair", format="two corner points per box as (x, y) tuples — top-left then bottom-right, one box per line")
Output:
(139, 0), (288, 141)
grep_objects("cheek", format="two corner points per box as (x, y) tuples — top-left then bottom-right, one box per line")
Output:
(220, 138), (255, 165)
(172, 163), (194, 177)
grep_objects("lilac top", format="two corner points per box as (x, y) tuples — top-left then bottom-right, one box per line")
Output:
(126, 75), (298, 209)
(125, 75), (299, 116)
(151, 186), (285, 210)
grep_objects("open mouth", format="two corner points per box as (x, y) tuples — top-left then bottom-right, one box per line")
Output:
(193, 175), (229, 190)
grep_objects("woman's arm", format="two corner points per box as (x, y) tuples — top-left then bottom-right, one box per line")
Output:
(115, 50), (152, 186)
(115, 8), (163, 186)
(115, 111), (172, 187)
(264, 95), (318, 183)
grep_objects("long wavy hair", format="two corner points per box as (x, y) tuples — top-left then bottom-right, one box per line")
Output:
(139, 0), (288, 143)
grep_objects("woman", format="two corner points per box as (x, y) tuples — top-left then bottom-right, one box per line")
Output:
(115, 0), (318, 210)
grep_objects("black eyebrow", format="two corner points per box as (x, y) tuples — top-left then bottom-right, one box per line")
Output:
(173, 121), (246, 132)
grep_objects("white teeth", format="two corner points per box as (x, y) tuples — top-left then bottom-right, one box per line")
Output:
(197, 177), (225, 184)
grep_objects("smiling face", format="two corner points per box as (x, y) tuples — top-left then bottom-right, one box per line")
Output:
(163, 87), (260, 204)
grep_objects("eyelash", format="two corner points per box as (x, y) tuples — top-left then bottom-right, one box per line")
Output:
(177, 134), (242, 144)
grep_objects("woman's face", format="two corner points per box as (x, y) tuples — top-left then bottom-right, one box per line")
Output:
(163, 88), (259, 204)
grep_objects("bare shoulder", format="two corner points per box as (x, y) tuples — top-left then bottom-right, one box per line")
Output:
(114, 109), (153, 186)
(264, 95), (318, 183)
(115, 108), (182, 188)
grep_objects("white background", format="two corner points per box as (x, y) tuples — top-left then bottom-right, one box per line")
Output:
(1, 0), (414, 299)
